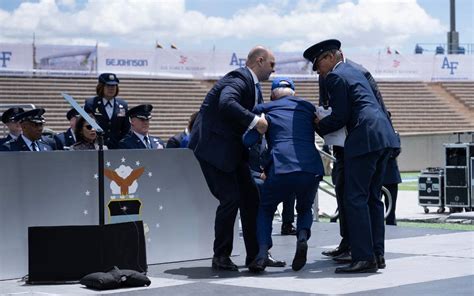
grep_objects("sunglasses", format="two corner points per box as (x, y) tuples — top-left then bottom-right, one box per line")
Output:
(85, 125), (93, 130)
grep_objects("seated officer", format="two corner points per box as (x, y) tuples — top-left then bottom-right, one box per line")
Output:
(0, 107), (24, 145)
(56, 108), (79, 149)
(0, 108), (54, 152)
(245, 78), (324, 273)
(118, 104), (165, 149)
(166, 111), (198, 148)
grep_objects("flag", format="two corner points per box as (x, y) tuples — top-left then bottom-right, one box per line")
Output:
(395, 50), (400, 54)
(170, 44), (178, 50)
(386, 47), (392, 54)
(156, 42), (163, 49)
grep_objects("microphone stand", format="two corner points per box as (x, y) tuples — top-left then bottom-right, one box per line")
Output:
(97, 131), (105, 226)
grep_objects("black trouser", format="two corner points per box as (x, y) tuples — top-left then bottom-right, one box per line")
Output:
(332, 146), (350, 249)
(198, 159), (259, 259)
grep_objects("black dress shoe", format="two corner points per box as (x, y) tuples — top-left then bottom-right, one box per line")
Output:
(266, 252), (286, 267)
(292, 240), (308, 271)
(335, 260), (378, 274)
(248, 257), (267, 273)
(333, 251), (352, 263)
(376, 255), (386, 269)
(212, 256), (238, 271)
(321, 246), (349, 257)
(281, 223), (297, 235)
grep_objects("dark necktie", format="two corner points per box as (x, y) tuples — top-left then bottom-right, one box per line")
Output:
(105, 101), (112, 107)
(143, 136), (151, 149)
(256, 83), (263, 104)
(31, 141), (38, 151)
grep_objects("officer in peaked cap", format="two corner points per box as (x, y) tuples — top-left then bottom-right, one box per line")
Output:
(304, 39), (400, 274)
(84, 72), (130, 149)
(56, 108), (80, 149)
(98, 73), (120, 85)
(0, 107), (24, 145)
(303, 39), (341, 71)
(118, 104), (165, 149)
(0, 108), (55, 152)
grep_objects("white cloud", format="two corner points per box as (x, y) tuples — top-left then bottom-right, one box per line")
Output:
(0, 0), (445, 52)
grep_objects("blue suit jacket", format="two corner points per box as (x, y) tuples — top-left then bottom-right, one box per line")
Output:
(84, 96), (131, 149)
(0, 134), (13, 146)
(188, 67), (257, 172)
(0, 136), (54, 152)
(318, 62), (400, 159)
(253, 96), (324, 176)
(118, 132), (164, 149)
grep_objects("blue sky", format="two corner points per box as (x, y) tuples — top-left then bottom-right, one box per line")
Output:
(0, 0), (472, 55)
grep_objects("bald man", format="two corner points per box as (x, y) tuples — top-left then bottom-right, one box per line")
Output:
(189, 46), (277, 272)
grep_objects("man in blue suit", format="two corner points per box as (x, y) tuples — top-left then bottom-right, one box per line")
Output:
(84, 73), (130, 149)
(306, 39), (400, 273)
(0, 108), (54, 152)
(246, 77), (324, 272)
(189, 46), (274, 271)
(118, 104), (165, 149)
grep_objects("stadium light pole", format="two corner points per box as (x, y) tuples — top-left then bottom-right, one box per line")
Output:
(447, 0), (459, 54)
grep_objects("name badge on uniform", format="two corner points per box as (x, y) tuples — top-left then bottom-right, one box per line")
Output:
(118, 105), (126, 117)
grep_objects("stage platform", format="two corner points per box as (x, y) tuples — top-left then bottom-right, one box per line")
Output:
(1, 221), (472, 295)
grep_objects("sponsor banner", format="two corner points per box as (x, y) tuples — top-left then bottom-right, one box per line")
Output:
(35, 45), (97, 72)
(98, 48), (154, 75)
(155, 49), (212, 78)
(0, 43), (33, 71)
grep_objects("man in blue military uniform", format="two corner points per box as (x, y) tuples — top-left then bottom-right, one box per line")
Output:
(189, 46), (273, 272)
(118, 104), (165, 149)
(56, 108), (79, 149)
(0, 108), (54, 152)
(306, 39), (399, 273)
(84, 73), (130, 149)
(0, 107), (24, 145)
(246, 77), (324, 272)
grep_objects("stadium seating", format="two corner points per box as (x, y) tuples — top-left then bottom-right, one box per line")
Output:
(0, 76), (473, 140)
(440, 82), (474, 110)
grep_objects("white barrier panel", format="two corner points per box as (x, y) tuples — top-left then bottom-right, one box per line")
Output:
(1, 42), (474, 81)
(0, 43), (33, 72)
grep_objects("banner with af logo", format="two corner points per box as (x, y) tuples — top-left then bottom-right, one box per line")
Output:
(0, 43), (32, 72)
(0, 149), (221, 280)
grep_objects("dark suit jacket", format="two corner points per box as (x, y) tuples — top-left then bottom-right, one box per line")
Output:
(253, 96), (324, 176)
(188, 67), (257, 172)
(56, 128), (76, 148)
(317, 62), (399, 159)
(118, 132), (164, 149)
(84, 96), (130, 149)
(1, 136), (54, 151)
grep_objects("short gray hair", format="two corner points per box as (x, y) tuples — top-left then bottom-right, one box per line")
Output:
(271, 87), (295, 99)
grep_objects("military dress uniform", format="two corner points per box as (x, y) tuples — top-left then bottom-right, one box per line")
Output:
(0, 109), (54, 152)
(118, 104), (165, 150)
(56, 108), (79, 149)
(0, 106), (25, 145)
(84, 73), (130, 149)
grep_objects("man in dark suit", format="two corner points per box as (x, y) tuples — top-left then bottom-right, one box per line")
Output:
(56, 108), (79, 149)
(312, 49), (393, 263)
(245, 77), (324, 272)
(118, 104), (165, 149)
(84, 73), (130, 149)
(166, 111), (198, 148)
(188, 46), (274, 271)
(0, 107), (24, 145)
(305, 39), (400, 273)
(383, 145), (402, 226)
(0, 108), (54, 152)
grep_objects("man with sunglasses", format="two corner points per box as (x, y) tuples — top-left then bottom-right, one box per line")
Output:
(189, 46), (274, 272)
(118, 104), (165, 149)
(304, 39), (399, 273)
(0, 108), (54, 152)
